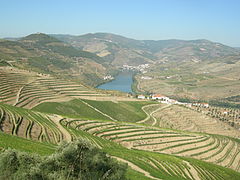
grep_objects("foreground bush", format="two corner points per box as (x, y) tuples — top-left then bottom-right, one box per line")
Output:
(0, 139), (127, 180)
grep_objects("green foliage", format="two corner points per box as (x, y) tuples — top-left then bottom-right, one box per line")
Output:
(224, 95), (240, 103)
(22, 33), (60, 46)
(0, 139), (127, 180)
(28, 56), (72, 72)
(0, 60), (11, 66)
(209, 100), (240, 109)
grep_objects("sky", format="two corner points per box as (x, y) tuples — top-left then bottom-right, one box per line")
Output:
(0, 0), (240, 47)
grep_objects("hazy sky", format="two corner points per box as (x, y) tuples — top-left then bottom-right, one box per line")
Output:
(1, 0), (240, 46)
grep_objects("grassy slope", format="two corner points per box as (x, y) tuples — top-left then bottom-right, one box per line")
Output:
(65, 125), (240, 180)
(32, 99), (111, 120)
(1, 103), (240, 179)
(82, 99), (155, 122)
(0, 132), (56, 155)
(33, 99), (156, 122)
(1, 125), (240, 180)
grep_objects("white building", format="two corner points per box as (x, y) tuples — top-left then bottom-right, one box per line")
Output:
(152, 94), (170, 101)
(137, 95), (146, 99)
(141, 76), (152, 80)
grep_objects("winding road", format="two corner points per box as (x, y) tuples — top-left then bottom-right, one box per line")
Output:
(137, 103), (171, 126)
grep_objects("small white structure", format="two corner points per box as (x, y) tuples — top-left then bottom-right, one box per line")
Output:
(141, 76), (152, 80)
(137, 95), (145, 99)
(192, 103), (209, 108)
(103, 75), (114, 80)
(152, 94), (169, 101)
(202, 103), (209, 108)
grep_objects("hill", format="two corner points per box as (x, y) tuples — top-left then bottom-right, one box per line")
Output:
(1, 32), (240, 179)
(0, 33), (113, 86)
(52, 33), (156, 66)
(52, 33), (239, 66)
(135, 56), (240, 101)
(52, 33), (240, 100)
(1, 99), (240, 179)
(0, 66), (113, 108)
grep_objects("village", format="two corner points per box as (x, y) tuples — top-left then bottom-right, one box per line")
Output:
(137, 93), (209, 108)
(122, 63), (150, 73)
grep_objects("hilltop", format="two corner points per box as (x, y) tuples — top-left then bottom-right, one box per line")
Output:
(0, 33), (113, 86)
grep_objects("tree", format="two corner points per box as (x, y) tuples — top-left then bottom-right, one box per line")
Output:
(0, 139), (127, 180)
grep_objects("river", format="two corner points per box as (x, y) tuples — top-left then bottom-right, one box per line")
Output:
(97, 71), (134, 93)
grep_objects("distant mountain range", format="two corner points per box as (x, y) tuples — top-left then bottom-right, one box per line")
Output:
(1, 32), (240, 88)
(51, 33), (240, 66)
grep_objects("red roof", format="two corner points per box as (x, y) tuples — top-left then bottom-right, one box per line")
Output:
(152, 94), (165, 97)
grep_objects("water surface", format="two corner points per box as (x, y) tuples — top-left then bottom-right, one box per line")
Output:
(97, 72), (134, 93)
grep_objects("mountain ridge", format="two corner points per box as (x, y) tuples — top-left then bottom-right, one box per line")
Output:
(51, 32), (240, 66)
(0, 33), (112, 86)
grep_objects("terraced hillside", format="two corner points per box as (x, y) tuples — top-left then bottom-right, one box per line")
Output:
(62, 118), (240, 173)
(135, 59), (240, 101)
(190, 104), (240, 130)
(148, 104), (240, 138)
(1, 65), (240, 179)
(2, 114), (239, 180)
(15, 77), (108, 108)
(0, 67), (109, 109)
(65, 126), (240, 180)
(0, 103), (68, 144)
(0, 67), (35, 104)
(1, 100), (240, 179)
(22, 91), (240, 173)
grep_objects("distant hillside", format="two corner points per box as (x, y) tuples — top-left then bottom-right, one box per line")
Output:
(0, 33), (113, 86)
(51, 33), (156, 66)
(52, 33), (240, 66)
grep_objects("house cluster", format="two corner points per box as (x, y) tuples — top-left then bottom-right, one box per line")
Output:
(103, 75), (114, 80)
(137, 94), (180, 105)
(122, 64), (150, 73)
(137, 94), (210, 107)
(141, 76), (152, 80)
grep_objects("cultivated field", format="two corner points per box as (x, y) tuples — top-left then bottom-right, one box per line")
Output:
(0, 67), (110, 109)
(61, 117), (240, 173)
(1, 66), (240, 179)
(0, 103), (67, 144)
(150, 105), (240, 138)
(135, 61), (240, 101)
(190, 105), (240, 130)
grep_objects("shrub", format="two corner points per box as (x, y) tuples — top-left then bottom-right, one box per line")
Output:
(0, 139), (127, 180)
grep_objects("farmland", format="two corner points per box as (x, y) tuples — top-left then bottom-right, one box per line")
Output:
(1, 65), (240, 179)
(190, 104), (240, 130)
(151, 104), (240, 138)
(0, 66), (109, 109)
(135, 60), (240, 102)
(61, 117), (240, 173)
